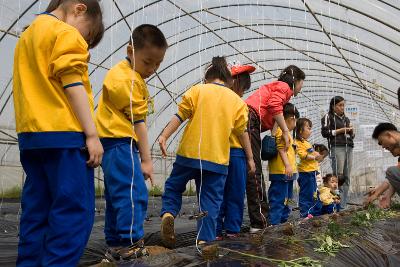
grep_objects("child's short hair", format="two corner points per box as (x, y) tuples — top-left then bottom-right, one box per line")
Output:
(283, 103), (299, 119)
(323, 174), (337, 185)
(46, 0), (104, 48)
(295, 118), (312, 139)
(130, 24), (168, 50)
(313, 144), (328, 154)
(204, 56), (233, 87)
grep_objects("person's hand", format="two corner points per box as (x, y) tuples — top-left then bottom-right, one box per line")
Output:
(314, 152), (323, 162)
(85, 135), (103, 168)
(363, 187), (377, 206)
(379, 194), (391, 209)
(247, 158), (256, 177)
(141, 159), (154, 186)
(158, 135), (168, 158)
(285, 164), (293, 178)
(282, 130), (290, 151)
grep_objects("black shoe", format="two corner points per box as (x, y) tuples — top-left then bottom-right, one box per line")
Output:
(104, 239), (149, 263)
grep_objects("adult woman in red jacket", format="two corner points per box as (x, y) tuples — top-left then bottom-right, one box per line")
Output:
(245, 65), (305, 233)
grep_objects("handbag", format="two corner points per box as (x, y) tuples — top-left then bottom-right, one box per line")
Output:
(261, 135), (278, 160)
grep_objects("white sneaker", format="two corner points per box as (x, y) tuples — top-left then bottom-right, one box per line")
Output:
(249, 227), (263, 234)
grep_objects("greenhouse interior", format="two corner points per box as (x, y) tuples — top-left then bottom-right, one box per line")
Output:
(0, 0), (400, 266)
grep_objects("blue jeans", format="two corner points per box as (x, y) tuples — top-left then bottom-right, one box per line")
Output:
(330, 146), (353, 208)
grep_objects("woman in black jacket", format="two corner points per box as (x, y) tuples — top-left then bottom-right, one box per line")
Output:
(321, 96), (355, 209)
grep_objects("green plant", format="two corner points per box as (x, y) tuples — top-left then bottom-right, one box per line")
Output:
(390, 201), (400, 210)
(183, 183), (196, 196)
(314, 235), (349, 256)
(148, 185), (163, 197)
(220, 247), (321, 267)
(95, 185), (104, 197)
(1, 185), (22, 198)
(326, 221), (357, 239)
(350, 205), (396, 227)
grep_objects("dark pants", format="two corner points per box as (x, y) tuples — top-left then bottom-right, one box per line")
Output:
(268, 177), (294, 225)
(298, 171), (318, 217)
(17, 148), (94, 266)
(246, 107), (268, 229)
(216, 148), (247, 236)
(102, 144), (148, 247)
(161, 163), (227, 242)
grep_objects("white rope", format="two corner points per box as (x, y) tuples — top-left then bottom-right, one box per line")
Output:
(195, 0), (204, 254)
(128, 0), (135, 246)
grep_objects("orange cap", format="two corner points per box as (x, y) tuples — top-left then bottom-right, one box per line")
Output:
(231, 65), (256, 76)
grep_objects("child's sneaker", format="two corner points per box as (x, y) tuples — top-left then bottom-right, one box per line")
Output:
(104, 239), (148, 263)
(161, 213), (176, 248)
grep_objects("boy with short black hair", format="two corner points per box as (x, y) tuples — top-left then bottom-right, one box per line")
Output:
(96, 24), (168, 262)
(364, 123), (400, 208)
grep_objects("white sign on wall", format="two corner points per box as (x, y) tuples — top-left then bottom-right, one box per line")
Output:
(299, 108), (308, 118)
(353, 141), (364, 152)
(345, 104), (359, 123)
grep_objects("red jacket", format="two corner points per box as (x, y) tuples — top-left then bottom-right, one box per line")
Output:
(245, 81), (293, 132)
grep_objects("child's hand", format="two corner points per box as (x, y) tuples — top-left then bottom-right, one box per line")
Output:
(86, 135), (104, 168)
(285, 164), (293, 178)
(314, 152), (323, 162)
(247, 158), (256, 177)
(141, 159), (154, 186)
(158, 135), (168, 158)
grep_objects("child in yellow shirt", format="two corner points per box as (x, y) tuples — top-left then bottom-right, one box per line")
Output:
(216, 63), (256, 240)
(268, 103), (299, 225)
(318, 174), (341, 214)
(13, 0), (104, 265)
(295, 118), (324, 217)
(96, 25), (167, 261)
(158, 57), (255, 247)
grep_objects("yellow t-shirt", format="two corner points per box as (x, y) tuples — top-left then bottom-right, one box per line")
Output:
(268, 127), (297, 175)
(96, 59), (149, 142)
(175, 83), (248, 174)
(13, 13), (92, 149)
(295, 139), (319, 172)
(319, 186), (336, 205)
(229, 101), (248, 149)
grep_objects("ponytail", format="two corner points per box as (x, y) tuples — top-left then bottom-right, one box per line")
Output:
(204, 56), (233, 87)
(278, 65), (305, 90)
